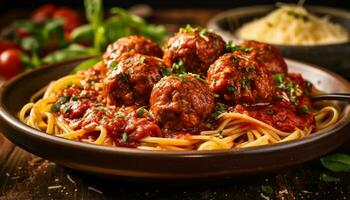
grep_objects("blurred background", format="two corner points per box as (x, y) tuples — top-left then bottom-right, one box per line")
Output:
(0, 0), (349, 80)
(1, 0), (349, 28)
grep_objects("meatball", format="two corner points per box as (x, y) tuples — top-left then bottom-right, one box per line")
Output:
(104, 52), (167, 106)
(103, 35), (163, 67)
(207, 51), (275, 105)
(150, 74), (215, 131)
(163, 26), (225, 75)
(240, 40), (287, 74)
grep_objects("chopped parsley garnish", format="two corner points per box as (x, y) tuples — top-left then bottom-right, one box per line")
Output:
(51, 96), (69, 112)
(227, 85), (236, 94)
(261, 185), (274, 195)
(122, 132), (128, 142)
(199, 28), (209, 36)
(178, 73), (188, 81)
(172, 60), (186, 74)
(205, 123), (213, 129)
(160, 68), (172, 77)
(226, 41), (252, 53)
(190, 73), (205, 82)
(137, 107), (146, 118)
(72, 96), (79, 101)
(241, 75), (250, 90)
(272, 73), (285, 86)
(298, 105), (310, 114)
(290, 96), (298, 105)
(209, 103), (228, 120)
(180, 24), (195, 33)
(109, 61), (117, 69)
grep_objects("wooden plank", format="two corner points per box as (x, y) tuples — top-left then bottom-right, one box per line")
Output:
(1, 132), (350, 200)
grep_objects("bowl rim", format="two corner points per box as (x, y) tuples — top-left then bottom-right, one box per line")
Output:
(207, 4), (350, 47)
(1, 57), (350, 157)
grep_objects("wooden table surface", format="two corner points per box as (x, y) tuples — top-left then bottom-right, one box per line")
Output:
(1, 132), (350, 200)
(1, 7), (350, 200)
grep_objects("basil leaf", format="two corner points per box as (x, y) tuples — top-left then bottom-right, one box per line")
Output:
(71, 24), (94, 42)
(51, 96), (69, 112)
(320, 153), (350, 173)
(137, 108), (145, 118)
(42, 44), (90, 64)
(84, 0), (103, 28)
(42, 19), (65, 46)
(71, 57), (101, 74)
(20, 37), (40, 52)
(319, 173), (340, 183)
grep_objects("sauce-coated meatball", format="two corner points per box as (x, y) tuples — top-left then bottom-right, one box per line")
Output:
(103, 35), (163, 67)
(240, 40), (287, 74)
(104, 52), (167, 106)
(150, 74), (215, 131)
(163, 27), (225, 75)
(207, 51), (275, 105)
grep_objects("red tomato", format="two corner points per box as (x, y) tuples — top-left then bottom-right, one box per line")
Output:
(0, 49), (22, 79)
(15, 27), (31, 39)
(53, 7), (81, 32)
(0, 40), (19, 54)
(30, 4), (56, 23)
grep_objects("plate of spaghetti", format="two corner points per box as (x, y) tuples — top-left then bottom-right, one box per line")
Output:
(1, 26), (350, 178)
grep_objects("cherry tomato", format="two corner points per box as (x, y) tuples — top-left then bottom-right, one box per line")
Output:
(0, 40), (19, 54)
(0, 49), (23, 79)
(53, 7), (81, 32)
(15, 27), (31, 39)
(30, 4), (56, 23)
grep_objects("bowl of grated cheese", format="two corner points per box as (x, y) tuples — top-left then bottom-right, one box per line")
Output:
(208, 4), (350, 78)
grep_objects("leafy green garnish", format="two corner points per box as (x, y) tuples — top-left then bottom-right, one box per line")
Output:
(209, 103), (228, 120)
(241, 75), (250, 89)
(320, 153), (350, 173)
(71, 24), (94, 43)
(42, 44), (93, 64)
(290, 96), (298, 105)
(298, 106), (309, 114)
(172, 60), (186, 74)
(160, 68), (172, 77)
(71, 57), (101, 74)
(261, 185), (274, 195)
(180, 24), (195, 33)
(137, 107), (146, 118)
(319, 173), (340, 183)
(272, 73), (285, 86)
(227, 85), (236, 94)
(226, 41), (252, 53)
(51, 96), (69, 112)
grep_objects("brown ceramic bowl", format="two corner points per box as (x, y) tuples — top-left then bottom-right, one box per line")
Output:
(207, 5), (350, 78)
(0, 57), (350, 180)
